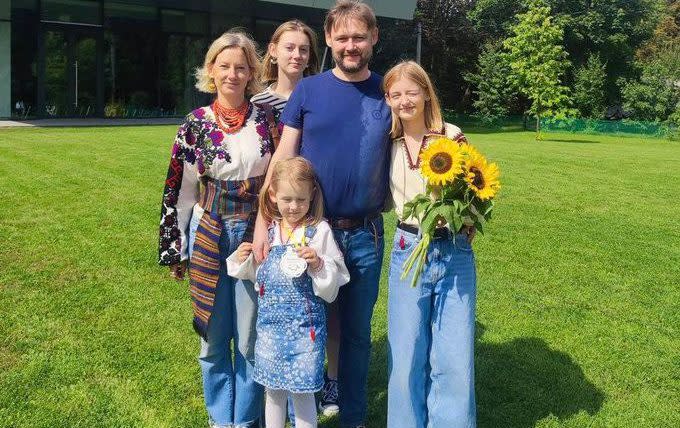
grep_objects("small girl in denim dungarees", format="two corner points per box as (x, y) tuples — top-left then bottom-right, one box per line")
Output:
(227, 157), (349, 428)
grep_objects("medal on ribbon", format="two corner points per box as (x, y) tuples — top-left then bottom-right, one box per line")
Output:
(280, 246), (308, 278)
(279, 225), (308, 278)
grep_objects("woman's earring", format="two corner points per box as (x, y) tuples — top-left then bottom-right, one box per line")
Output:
(271, 57), (278, 64)
(208, 78), (216, 92)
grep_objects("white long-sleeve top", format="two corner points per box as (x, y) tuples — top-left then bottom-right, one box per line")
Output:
(158, 104), (275, 265)
(389, 123), (465, 226)
(227, 220), (350, 303)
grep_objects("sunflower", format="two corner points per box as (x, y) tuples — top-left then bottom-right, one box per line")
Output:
(419, 138), (464, 185)
(463, 151), (500, 200)
(460, 142), (482, 159)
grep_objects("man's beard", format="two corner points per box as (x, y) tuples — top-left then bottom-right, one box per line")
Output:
(333, 49), (372, 74)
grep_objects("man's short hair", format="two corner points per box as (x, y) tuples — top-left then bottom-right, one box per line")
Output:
(324, 0), (377, 34)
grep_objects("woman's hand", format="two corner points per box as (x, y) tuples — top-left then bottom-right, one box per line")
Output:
(463, 225), (476, 243)
(169, 261), (188, 280)
(297, 246), (322, 271)
(237, 242), (253, 263)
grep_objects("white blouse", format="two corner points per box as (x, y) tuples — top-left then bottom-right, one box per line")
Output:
(389, 123), (463, 226)
(158, 103), (276, 265)
(227, 220), (350, 303)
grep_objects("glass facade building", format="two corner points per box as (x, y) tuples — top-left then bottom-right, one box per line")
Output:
(1, 0), (416, 119)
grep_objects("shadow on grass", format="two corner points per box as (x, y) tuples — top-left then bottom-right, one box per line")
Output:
(475, 323), (604, 427)
(321, 324), (603, 427)
(316, 333), (388, 428)
(464, 125), (529, 135)
(544, 137), (600, 144)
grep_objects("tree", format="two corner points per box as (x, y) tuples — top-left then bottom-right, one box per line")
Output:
(465, 42), (515, 124)
(503, 0), (573, 139)
(416, 0), (481, 111)
(573, 54), (607, 119)
(636, 0), (680, 60)
(470, 0), (662, 103)
(469, 0), (523, 40)
(620, 44), (680, 122)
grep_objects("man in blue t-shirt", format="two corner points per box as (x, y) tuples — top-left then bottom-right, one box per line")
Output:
(253, 2), (391, 427)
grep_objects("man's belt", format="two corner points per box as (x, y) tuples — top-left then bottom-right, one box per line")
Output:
(396, 221), (450, 240)
(328, 213), (380, 230)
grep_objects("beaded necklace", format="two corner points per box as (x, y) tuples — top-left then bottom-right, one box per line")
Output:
(402, 135), (428, 170)
(212, 99), (250, 134)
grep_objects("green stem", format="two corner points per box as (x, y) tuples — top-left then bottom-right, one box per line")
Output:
(410, 234), (431, 287)
(401, 240), (423, 280)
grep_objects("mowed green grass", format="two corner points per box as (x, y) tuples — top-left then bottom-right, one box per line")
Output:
(0, 126), (678, 428)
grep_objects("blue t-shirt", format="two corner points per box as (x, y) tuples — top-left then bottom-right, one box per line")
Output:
(281, 70), (392, 218)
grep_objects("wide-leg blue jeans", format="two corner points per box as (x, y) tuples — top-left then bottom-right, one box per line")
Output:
(189, 209), (263, 427)
(387, 227), (477, 428)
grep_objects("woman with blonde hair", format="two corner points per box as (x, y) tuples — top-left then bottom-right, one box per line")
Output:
(158, 30), (277, 428)
(383, 60), (476, 428)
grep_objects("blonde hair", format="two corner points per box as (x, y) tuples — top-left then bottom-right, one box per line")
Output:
(262, 20), (320, 84)
(195, 30), (263, 95)
(324, 0), (377, 34)
(383, 60), (444, 139)
(259, 157), (325, 226)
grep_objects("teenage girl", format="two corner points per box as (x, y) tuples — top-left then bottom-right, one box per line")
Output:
(383, 60), (477, 428)
(250, 21), (342, 417)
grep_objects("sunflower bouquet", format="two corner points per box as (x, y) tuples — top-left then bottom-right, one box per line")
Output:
(401, 138), (500, 287)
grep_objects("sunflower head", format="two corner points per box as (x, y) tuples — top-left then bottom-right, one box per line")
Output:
(463, 150), (500, 201)
(460, 142), (482, 159)
(419, 138), (464, 186)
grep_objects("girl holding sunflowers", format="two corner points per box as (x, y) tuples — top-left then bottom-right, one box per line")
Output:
(383, 60), (480, 428)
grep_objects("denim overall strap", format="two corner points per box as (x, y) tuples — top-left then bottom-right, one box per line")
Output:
(304, 225), (317, 241)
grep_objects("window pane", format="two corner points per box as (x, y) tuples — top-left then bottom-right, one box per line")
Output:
(104, 28), (159, 117)
(105, 2), (156, 23)
(159, 35), (208, 115)
(42, 0), (100, 25)
(44, 30), (68, 116)
(161, 9), (209, 35)
(1, 1), (9, 20)
(11, 0), (38, 14)
(11, 9), (38, 118)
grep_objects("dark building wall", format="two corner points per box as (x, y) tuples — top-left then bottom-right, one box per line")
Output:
(5, 0), (415, 119)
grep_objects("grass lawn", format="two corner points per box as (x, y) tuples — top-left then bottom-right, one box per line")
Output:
(0, 126), (678, 428)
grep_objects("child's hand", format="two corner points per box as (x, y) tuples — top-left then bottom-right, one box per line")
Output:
(296, 246), (322, 271)
(237, 242), (253, 263)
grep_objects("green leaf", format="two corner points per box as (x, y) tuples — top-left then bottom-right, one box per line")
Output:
(401, 202), (414, 221)
(475, 220), (485, 235)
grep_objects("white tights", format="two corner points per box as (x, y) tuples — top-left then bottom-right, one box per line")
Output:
(265, 388), (317, 428)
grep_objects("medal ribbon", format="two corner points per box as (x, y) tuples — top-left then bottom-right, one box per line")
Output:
(283, 224), (306, 248)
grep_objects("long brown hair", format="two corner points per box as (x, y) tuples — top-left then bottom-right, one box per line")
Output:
(261, 20), (320, 84)
(259, 157), (324, 226)
(383, 60), (444, 139)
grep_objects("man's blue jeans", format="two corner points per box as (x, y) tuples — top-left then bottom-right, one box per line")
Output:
(332, 216), (384, 427)
(387, 227), (476, 428)
(189, 210), (263, 427)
